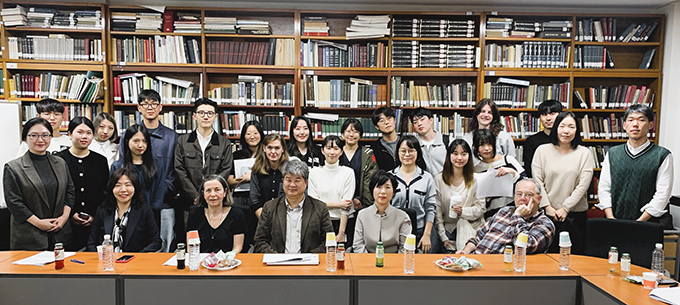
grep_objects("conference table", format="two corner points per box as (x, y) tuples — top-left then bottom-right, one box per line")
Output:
(0, 251), (667, 305)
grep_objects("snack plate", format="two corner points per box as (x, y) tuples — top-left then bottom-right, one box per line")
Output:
(434, 259), (477, 272)
(202, 258), (242, 271)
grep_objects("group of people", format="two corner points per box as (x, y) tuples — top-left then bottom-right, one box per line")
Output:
(4, 91), (673, 257)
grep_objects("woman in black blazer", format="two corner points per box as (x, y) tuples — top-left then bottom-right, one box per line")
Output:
(87, 168), (161, 252)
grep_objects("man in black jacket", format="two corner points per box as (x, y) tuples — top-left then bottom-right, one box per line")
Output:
(370, 107), (401, 171)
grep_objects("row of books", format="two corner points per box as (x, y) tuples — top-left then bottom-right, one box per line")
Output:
(484, 42), (569, 68)
(111, 12), (162, 32)
(576, 18), (658, 42)
(7, 36), (103, 61)
(345, 15), (390, 39)
(112, 74), (199, 105)
(482, 80), (571, 109)
(392, 18), (475, 38)
(301, 75), (388, 108)
(111, 36), (201, 64)
(1, 5), (102, 29)
(303, 17), (329, 36)
(23, 103), (104, 131)
(389, 77), (477, 108)
(579, 114), (631, 140)
(397, 112), (470, 138)
(505, 19), (573, 39)
(10, 72), (104, 103)
(203, 17), (237, 34)
(301, 40), (388, 68)
(573, 46), (614, 69)
(310, 117), (381, 139)
(207, 81), (295, 106)
(392, 41), (476, 68)
(169, 12), (201, 34)
(588, 146), (610, 170)
(206, 39), (295, 66)
(573, 85), (654, 109)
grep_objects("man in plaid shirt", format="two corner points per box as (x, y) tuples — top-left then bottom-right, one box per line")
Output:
(458, 178), (555, 254)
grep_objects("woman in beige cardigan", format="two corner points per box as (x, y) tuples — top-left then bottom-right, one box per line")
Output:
(434, 139), (485, 253)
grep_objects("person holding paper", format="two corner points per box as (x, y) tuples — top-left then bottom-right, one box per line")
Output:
(472, 129), (524, 220)
(390, 135), (437, 253)
(434, 139), (485, 253)
(532, 111), (593, 254)
(254, 159), (334, 253)
(250, 134), (290, 219)
(186, 175), (246, 253)
(4, 117), (74, 250)
(353, 170), (411, 253)
(463, 99), (516, 160)
(457, 178), (554, 255)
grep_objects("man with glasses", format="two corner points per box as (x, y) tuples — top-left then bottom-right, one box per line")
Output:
(370, 107), (402, 171)
(16, 98), (72, 157)
(175, 98), (233, 236)
(410, 107), (449, 177)
(457, 178), (555, 254)
(118, 89), (178, 252)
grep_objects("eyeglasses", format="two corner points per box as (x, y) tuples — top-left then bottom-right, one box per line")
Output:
(27, 133), (52, 140)
(398, 149), (417, 155)
(196, 111), (216, 118)
(514, 192), (536, 198)
(40, 112), (62, 118)
(139, 102), (160, 109)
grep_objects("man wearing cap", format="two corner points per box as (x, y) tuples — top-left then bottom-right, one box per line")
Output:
(254, 159), (334, 253)
(457, 178), (555, 254)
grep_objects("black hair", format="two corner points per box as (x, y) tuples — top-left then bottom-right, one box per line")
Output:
(22, 117), (53, 141)
(35, 98), (64, 113)
(122, 124), (157, 187)
(548, 111), (582, 149)
(472, 129), (497, 160)
(469, 99), (503, 136)
(288, 116), (319, 161)
(371, 107), (396, 126)
(410, 107), (433, 121)
(93, 112), (119, 144)
(369, 170), (398, 195)
(195, 175), (234, 208)
(395, 135), (427, 170)
(442, 139), (475, 189)
(102, 168), (146, 212)
(67, 116), (95, 134)
(321, 135), (344, 150)
(193, 98), (218, 112)
(537, 99), (564, 116)
(138, 89), (161, 104)
(239, 120), (265, 157)
(624, 103), (654, 122)
(342, 118), (363, 137)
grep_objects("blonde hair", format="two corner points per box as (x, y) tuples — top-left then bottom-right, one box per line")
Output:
(251, 134), (290, 175)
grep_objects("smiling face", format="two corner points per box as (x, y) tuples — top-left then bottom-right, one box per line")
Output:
(343, 124), (361, 146)
(398, 141), (417, 166)
(70, 123), (94, 150)
(128, 132), (147, 158)
(556, 115), (577, 146)
(322, 141), (342, 164)
(203, 179), (226, 208)
(265, 139), (283, 163)
(450, 145), (469, 169)
(623, 112), (651, 142)
(513, 180), (541, 214)
(412, 115), (433, 136)
(373, 180), (394, 207)
(244, 125), (262, 149)
(193, 104), (217, 130)
(283, 173), (307, 198)
(26, 124), (52, 155)
(293, 120), (310, 144)
(477, 105), (493, 129)
(96, 119), (116, 142)
(113, 175), (135, 205)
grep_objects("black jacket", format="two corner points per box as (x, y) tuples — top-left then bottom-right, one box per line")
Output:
(370, 137), (400, 172)
(87, 204), (161, 252)
(174, 130), (233, 202)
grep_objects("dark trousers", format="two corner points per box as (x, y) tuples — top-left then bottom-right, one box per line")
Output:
(332, 217), (356, 249)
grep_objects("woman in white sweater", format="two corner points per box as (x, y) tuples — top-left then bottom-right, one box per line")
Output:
(308, 135), (356, 244)
(435, 139), (485, 253)
(532, 111), (593, 254)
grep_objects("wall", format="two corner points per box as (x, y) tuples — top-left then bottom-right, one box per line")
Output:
(660, 1), (680, 196)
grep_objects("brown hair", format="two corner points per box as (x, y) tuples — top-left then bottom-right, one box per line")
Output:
(469, 98), (504, 137)
(441, 139), (475, 189)
(251, 133), (290, 175)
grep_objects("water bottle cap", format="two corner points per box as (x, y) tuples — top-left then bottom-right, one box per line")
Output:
(515, 232), (529, 248)
(559, 231), (572, 247)
(187, 230), (200, 244)
(610, 246), (617, 251)
(103, 234), (111, 240)
(656, 243), (663, 249)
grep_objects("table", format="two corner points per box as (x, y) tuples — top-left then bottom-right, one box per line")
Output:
(0, 251), (668, 305)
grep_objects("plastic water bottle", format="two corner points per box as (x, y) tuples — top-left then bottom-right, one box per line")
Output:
(102, 234), (114, 272)
(558, 231), (572, 271)
(608, 246), (618, 274)
(404, 234), (416, 274)
(652, 243), (665, 278)
(514, 232), (529, 272)
(326, 232), (337, 272)
(187, 230), (201, 270)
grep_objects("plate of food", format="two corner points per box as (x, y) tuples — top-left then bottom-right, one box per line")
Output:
(201, 250), (241, 270)
(435, 256), (482, 271)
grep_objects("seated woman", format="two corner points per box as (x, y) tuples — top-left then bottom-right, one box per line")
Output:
(87, 168), (161, 252)
(472, 129), (524, 219)
(187, 175), (247, 253)
(353, 170), (411, 253)
(434, 139), (485, 253)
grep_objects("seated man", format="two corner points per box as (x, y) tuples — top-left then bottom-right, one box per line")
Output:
(254, 159), (334, 253)
(457, 178), (555, 254)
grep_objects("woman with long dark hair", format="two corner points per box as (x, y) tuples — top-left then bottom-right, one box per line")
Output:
(87, 168), (161, 252)
(464, 99), (516, 158)
(287, 116), (323, 168)
(89, 112), (120, 167)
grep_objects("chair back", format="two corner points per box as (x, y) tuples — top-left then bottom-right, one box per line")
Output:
(585, 218), (663, 269)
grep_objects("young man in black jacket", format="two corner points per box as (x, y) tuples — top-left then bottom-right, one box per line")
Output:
(523, 100), (562, 177)
(370, 107), (401, 171)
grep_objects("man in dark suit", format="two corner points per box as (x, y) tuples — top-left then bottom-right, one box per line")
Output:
(254, 159), (333, 253)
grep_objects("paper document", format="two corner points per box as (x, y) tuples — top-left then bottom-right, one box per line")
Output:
(262, 254), (319, 266)
(234, 158), (255, 192)
(163, 253), (210, 266)
(475, 169), (514, 198)
(650, 287), (680, 305)
(13, 251), (76, 266)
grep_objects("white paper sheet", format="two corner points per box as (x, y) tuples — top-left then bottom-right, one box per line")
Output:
(233, 158), (255, 192)
(475, 169), (514, 198)
(262, 253), (319, 265)
(162, 253), (210, 266)
(12, 251), (76, 266)
(650, 287), (680, 305)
